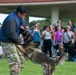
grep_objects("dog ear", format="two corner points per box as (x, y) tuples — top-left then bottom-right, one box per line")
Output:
(21, 30), (33, 47)
(23, 31), (33, 43)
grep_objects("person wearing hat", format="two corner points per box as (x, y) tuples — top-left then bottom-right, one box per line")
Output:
(62, 25), (74, 61)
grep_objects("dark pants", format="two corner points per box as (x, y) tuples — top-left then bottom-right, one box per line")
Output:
(43, 39), (52, 57)
(64, 43), (74, 61)
(53, 44), (59, 51)
(63, 43), (69, 52)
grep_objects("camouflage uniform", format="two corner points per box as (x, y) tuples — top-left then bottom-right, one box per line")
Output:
(2, 42), (25, 75)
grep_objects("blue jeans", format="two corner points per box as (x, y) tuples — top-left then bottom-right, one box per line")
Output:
(51, 40), (56, 55)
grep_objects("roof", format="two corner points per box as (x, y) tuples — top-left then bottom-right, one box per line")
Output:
(0, 0), (72, 3)
(0, 0), (76, 6)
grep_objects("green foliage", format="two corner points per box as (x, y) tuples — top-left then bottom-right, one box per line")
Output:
(39, 20), (46, 29)
(29, 18), (76, 29)
(61, 18), (76, 27)
(0, 59), (76, 75)
(29, 18), (51, 30)
(29, 21), (36, 27)
(29, 20), (45, 30)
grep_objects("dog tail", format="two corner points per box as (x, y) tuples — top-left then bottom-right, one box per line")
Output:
(55, 50), (67, 66)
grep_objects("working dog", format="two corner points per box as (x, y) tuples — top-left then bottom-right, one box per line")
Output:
(26, 43), (67, 75)
(17, 29), (67, 75)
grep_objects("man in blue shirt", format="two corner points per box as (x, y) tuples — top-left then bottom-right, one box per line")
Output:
(0, 6), (28, 75)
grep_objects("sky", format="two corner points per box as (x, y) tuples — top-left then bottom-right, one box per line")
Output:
(0, 13), (8, 24)
(29, 16), (45, 22)
(0, 13), (45, 24)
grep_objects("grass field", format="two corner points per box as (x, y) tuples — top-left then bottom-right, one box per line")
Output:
(0, 59), (76, 75)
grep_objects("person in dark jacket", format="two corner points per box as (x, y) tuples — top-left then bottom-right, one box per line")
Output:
(67, 20), (75, 32)
(0, 6), (28, 75)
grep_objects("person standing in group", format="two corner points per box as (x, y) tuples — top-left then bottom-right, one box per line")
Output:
(43, 19), (50, 31)
(32, 24), (42, 46)
(54, 26), (63, 51)
(42, 20), (50, 52)
(57, 20), (62, 26)
(67, 20), (75, 32)
(74, 28), (76, 37)
(54, 20), (63, 32)
(0, 6), (28, 75)
(51, 24), (56, 57)
(62, 26), (74, 61)
(42, 26), (52, 57)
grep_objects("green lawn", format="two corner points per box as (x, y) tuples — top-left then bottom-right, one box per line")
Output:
(0, 59), (76, 75)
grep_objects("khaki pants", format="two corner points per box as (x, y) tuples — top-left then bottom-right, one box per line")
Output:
(2, 42), (25, 75)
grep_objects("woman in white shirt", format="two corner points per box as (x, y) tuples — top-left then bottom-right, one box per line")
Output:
(42, 26), (52, 57)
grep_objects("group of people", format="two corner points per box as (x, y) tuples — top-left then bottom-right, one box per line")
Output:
(25, 19), (76, 62)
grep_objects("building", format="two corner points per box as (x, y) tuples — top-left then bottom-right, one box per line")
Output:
(0, 0), (76, 24)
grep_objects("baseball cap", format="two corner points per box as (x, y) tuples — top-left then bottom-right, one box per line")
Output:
(59, 43), (64, 46)
(67, 26), (70, 29)
(53, 23), (56, 27)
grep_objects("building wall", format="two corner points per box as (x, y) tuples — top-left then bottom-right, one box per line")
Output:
(0, 0), (74, 3)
